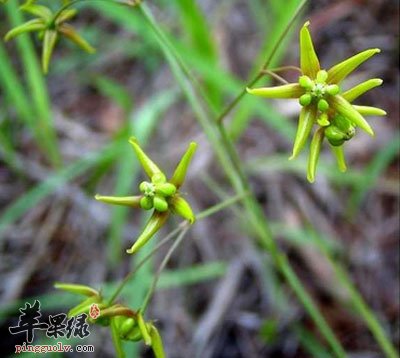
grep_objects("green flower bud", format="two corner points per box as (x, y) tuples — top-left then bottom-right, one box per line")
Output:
(153, 195), (168, 212)
(140, 196), (153, 210)
(140, 181), (155, 197)
(325, 126), (346, 146)
(326, 84), (340, 96)
(299, 75), (313, 89)
(317, 99), (329, 112)
(316, 70), (328, 83)
(317, 113), (330, 127)
(299, 93), (312, 106)
(155, 183), (176, 197)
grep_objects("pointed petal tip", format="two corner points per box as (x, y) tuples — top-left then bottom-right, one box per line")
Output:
(303, 20), (310, 28)
(307, 175), (315, 183)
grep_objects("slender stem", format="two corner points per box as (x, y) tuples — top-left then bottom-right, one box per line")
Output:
(260, 70), (289, 84)
(140, 227), (190, 314)
(110, 318), (126, 358)
(215, 0), (307, 124)
(108, 194), (249, 305)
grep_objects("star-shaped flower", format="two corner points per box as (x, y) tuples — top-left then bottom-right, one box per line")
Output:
(4, 1), (95, 73)
(95, 137), (197, 254)
(247, 21), (385, 182)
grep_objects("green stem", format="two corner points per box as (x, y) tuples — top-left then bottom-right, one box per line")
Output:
(110, 318), (126, 358)
(140, 227), (189, 314)
(215, 0), (307, 124)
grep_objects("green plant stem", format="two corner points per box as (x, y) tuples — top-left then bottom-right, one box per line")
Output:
(140, 226), (190, 314)
(138, 3), (348, 357)
(108, 193), (248, 305)
(215, 0), (307, 124)
(110, 318), (126, 358)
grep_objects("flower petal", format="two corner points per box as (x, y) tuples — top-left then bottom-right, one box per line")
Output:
(329, 95), (374, 136)
(20, 3), (52, 21)
(42, 29), (58, 74)
(58, 24), (96, 53)
(55, 9), (78, 25)
(169, 142), (197, 188)
(353, 105), (386, 116)
(54, 283), (99, 297)
(137, 313), (152, 346)
(126, 211), (169, 254)
(129, 137), (164, 179)
(327, 48), (380, 84)
(330, 145), (347, 172)
(307, 127), (324, 183)
(246, 83), (304, 99)
(290, 106), (317, 160)
(342, 78), (383, 102)
(95, 194), (142, 208)
(4, 19), (45, 41)
(169, 196), (195, 224)
(300, 21), (320, 78)
(149, 324), (166, 358)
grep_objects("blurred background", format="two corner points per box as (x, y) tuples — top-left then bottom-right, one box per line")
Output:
(0, 0), (399, 357)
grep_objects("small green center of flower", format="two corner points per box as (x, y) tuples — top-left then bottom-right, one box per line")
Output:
(140, 181), (155, 197)
(298, 70), (340, 112)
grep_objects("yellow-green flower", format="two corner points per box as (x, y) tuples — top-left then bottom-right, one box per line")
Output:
(4, 2), (95, 73)
(95, 137), (197, 254)
(55, 282), (165, 358)
(247, 21), (385, 182)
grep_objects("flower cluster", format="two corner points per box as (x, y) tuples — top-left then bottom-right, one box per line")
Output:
(247, 21), (385, 182)
(95, 137), (197, 254)
(3, 0), (95, 73)
(55, 283), (164, 358)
